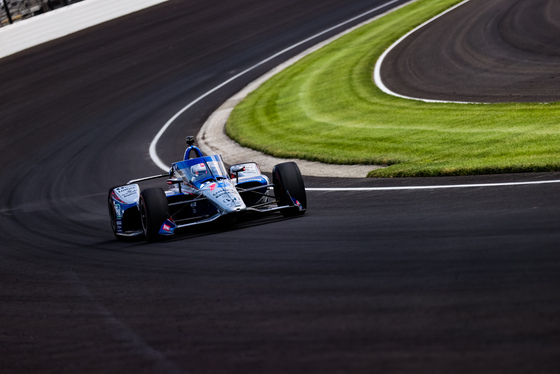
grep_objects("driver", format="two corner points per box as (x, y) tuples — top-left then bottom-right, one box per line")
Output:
(191, 163), (209, 181)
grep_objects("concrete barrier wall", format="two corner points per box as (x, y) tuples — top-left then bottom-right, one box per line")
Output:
(0, 0), (168, 59)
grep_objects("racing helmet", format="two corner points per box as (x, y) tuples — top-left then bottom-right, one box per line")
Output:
(191, 163), (209, 179)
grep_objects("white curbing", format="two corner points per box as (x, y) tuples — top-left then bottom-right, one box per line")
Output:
(0, 0), (169, 59)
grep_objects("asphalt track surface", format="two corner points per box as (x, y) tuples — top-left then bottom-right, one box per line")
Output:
(1, 0), (560, 373)
(381, 0), (560, 102)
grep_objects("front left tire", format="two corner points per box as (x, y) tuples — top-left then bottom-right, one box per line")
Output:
(139, 188), (169, 242)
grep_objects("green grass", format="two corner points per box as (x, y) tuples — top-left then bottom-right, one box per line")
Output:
(226, 0), (560, 177)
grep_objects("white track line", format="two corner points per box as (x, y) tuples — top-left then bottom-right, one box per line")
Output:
(373, 0), (474, 103)
(149, 0), (403, 172)
(307, 179), (560, 191)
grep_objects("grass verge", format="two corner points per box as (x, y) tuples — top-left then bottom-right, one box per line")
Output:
(226, 0), (560, 177)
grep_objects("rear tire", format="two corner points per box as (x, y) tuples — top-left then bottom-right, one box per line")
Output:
(272, 162), (307, 217)
(140, 188), (169, 242)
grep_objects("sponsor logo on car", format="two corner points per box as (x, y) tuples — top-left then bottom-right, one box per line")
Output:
(159, 218), (177, 235)
(113, 185), (140, 204)
(114, 202), (122, 218)
(292, 198), (303, 210)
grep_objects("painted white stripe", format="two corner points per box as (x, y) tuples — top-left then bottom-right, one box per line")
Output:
(373, 0), (475, 104)
(306, 179), (560, 191)
(149, 0), (404, 171)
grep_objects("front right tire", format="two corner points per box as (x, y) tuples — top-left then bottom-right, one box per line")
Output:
(272, 162), (307, 217)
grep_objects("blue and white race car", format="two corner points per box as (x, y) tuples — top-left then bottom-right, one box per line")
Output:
(108, 136), (306, 241)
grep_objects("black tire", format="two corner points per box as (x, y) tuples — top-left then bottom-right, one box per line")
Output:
(272, 162), (307, 217)
(140, 188), (169, 242)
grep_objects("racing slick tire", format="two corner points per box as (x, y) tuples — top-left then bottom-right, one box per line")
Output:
(272, 162), (307, 217)
(140, 188), (169, 242)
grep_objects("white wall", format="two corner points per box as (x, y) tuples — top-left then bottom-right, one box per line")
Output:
(0, 0), (169, 59)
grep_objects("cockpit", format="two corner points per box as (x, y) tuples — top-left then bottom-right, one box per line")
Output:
(172, 155), (229, 188)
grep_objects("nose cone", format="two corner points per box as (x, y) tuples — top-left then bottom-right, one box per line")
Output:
(220, 200), (246, 214)
(204, 181), (246, 214)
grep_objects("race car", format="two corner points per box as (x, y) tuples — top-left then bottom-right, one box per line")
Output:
(108, 136), (306, 241)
